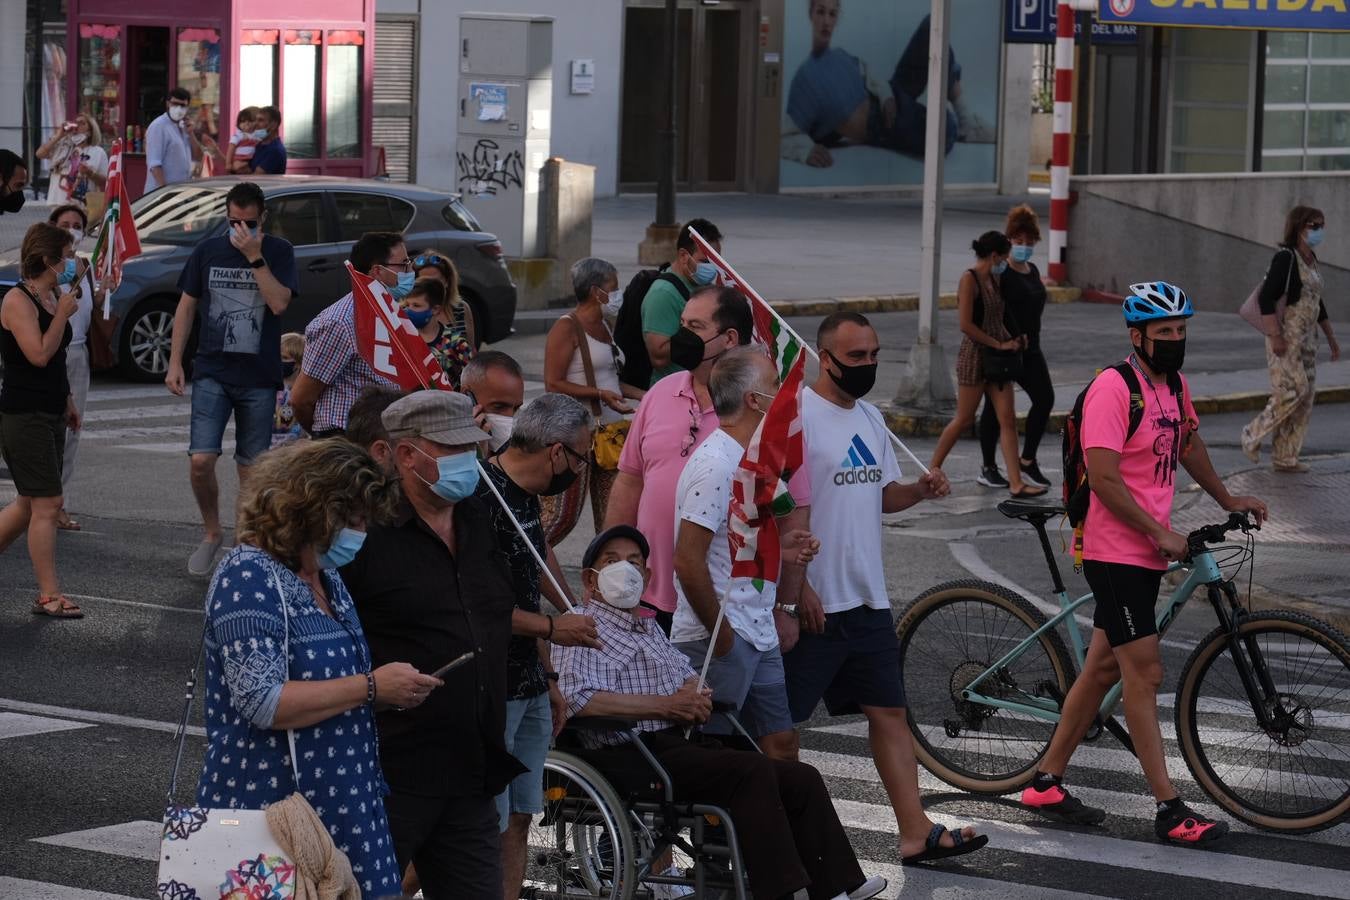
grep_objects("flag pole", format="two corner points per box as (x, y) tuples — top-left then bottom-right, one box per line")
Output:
(475, 461), (575, 613)
(689, 229), (931, 476)
(685, 595), (729, 739)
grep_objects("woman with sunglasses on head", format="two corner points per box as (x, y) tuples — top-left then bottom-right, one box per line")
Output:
(412, 249), (477, 349)
(1242, 206), (1341, 473)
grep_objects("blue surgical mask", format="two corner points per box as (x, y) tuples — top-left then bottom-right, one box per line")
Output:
(251, 128), (270, 141)
(404, 307), (436, 328)
(53, 258), (79, 285)
(991, 260), (1009, 276)
(1307, 227), (1324, 247)
(693, 261), (719, 286)
(388, 270), (416, 300)
(317, 527), (366, 569)
(1011, 244), (1034, 263)
(413, 445), (480, 502)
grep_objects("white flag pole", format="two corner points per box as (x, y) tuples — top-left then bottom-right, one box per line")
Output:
(475, 461), (575, 613)
(685, 593), (730, 739)
(689, 228), (931, 476)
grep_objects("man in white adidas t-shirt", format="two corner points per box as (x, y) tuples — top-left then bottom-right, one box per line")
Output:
(783, 311), (989, 864)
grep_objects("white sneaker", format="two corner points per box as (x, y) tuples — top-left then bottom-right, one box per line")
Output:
(849, 875), (888, 900)
(188, 537), (223, 576)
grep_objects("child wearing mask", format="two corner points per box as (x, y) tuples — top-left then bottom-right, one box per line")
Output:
(401, 277), (475, 389)
(225, 107), (265, 175)
(272, 332), (306, 447)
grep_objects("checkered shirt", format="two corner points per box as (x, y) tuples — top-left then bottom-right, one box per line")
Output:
(301, 294), (400, 433)
(556, 598), (697, 749)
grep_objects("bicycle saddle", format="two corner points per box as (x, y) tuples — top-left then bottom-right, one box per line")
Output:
(997, 497), (1066, 523)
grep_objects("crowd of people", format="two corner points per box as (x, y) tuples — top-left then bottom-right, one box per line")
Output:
(0, 178), (1325, 899)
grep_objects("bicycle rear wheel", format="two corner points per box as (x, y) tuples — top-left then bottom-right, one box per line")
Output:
(1175, 610), (1350, 833)
(896, 579), (1077, 795)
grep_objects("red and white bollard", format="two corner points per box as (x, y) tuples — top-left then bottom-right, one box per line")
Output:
(1049, 1), (1075, 284)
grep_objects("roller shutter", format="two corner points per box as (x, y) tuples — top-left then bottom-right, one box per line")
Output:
(374, 17), (417, 182)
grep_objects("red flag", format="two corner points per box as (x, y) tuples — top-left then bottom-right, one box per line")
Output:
(727, 351), (807, 585)
(90, 140), (142, 303)
(348, 262), (453, 392)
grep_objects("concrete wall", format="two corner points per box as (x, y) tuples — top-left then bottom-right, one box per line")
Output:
(378, 0), (623, 197)
(0, 2), (26, 158)
(1068, 172), (1349, 318)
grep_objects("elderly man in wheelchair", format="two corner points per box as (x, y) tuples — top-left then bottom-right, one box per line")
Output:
(532, 525), (887, 900)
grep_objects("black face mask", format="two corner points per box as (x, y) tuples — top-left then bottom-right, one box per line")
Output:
(825, 353), (878, 399)
(1137, 336), (1186, 375)
(0, 189), (24, 214)
(540, 448), (582, 496)
(280, 361), (297, 379)
(669, 326), (723, 372)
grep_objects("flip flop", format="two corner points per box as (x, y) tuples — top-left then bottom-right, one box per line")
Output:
(31, 595), (84, 619)
(902, 823), (989, 866)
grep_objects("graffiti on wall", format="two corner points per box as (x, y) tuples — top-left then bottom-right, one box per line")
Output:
(457, 139), (524, 196)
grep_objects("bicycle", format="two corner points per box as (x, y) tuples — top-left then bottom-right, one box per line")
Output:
(895, 498), (1350, 833)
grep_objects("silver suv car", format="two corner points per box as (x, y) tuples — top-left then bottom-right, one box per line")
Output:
(0, 176), (517, 380)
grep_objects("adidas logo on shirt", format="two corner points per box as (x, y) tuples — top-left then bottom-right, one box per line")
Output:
(834, 434), (884, 485)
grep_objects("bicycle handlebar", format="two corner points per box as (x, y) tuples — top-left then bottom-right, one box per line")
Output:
(1185, 512), (1256, 551)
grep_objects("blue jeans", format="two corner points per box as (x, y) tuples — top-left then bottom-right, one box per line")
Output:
(188, 376), (276, 465)
(495, 692), (552, 829)
(674, 632), (793, 739)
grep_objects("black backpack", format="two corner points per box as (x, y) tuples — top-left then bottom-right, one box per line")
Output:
(613, 265), (690, 388)
(1062, 362), (1185, 568)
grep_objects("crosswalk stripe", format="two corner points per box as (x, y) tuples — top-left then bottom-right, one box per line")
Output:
(0, 697), (205, 738)
(848, 858), (1110, 899)
(799, 747), (1350, 847)
(86, 385), (186, 402)
(81, 425), (213, 442)
(80, 404), (191, 424)
(832, 798), (1350, 898)
(0, 877), (141, 900)
(0, 712), (94, 740)
(32, 820), (160, 862)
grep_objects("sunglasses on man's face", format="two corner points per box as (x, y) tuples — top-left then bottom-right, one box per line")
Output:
(228, 218), (261, 230)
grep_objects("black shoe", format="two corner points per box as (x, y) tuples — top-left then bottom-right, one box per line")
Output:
(1155, 802), (1229, 846)
(1021, 459), (1052, 488)
(1021, 781), (1107, 826)
(976, 466), (1009, 488)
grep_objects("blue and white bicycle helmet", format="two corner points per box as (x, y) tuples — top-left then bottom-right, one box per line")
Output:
(1122, 281), (1193, 323)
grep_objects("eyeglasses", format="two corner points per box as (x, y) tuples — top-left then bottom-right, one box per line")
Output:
(385, 258), (414, 271)
(413, 254), (447, 268)
(679, 405), (701, 457)
(559, 443), (589, 470)
(227, 218), (260, 230)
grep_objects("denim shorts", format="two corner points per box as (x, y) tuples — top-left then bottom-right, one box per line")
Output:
(674, 632), (794, 739)
(188, 376), (276, 465)
(496, 691), (552, 828)
(782, 604), (906, 724)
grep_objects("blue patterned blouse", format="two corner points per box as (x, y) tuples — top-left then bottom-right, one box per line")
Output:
(195, 545), (400, 899)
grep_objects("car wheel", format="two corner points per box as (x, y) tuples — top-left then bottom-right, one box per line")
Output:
(458, 288), (485, 349)
(119, 296), (182, 382)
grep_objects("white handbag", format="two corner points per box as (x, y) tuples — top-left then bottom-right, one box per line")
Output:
(1238, 247), (1293, 334)
(156, 607), (303, 899)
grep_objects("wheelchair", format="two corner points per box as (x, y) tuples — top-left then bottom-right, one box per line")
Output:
(520, 707), (757, 900)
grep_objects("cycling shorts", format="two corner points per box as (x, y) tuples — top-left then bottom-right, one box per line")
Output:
(1084, 560), (1164, 647)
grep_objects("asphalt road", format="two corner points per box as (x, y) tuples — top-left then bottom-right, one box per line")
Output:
(1, 330), (1348, 898)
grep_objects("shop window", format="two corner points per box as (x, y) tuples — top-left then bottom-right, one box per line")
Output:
(78, 24), (122, 145)
(283, 30), (322, 159)
(178, 28), (222, 146)
(333, 192), (414, 242)
(241, 31), (279, 109)
(326, 32), (363, 159)
(1261, 31), (1350, 172)
(1168, 30), (1253, 173)
(266, 193), (328, 246)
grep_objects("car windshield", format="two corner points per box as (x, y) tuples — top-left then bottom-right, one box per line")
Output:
(130, 185), (229, 246)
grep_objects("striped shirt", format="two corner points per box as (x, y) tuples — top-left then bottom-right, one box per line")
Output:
(556, 598), (696, 748)
(301, 294), (399, 433)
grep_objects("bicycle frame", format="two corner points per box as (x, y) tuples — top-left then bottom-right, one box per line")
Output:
(961, 551), (1224, 725)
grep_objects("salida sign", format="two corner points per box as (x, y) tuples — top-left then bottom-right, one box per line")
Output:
(1100, 0), (1350, 31)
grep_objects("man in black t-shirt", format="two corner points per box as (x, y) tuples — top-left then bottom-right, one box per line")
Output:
(166, 181), (298, 576)
(475, 392), (601, 900)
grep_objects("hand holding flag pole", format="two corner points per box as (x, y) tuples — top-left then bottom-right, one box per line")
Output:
(689, 228), (931, 476)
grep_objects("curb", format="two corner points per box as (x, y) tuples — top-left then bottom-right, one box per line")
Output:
(769, 286), (1081, 318)
(883, 383), (1350, 437)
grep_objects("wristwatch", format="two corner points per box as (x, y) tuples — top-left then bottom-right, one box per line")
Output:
(248, 257), (266, 269)
(544, 671), (560, 682)
(774, 603), (798, 618)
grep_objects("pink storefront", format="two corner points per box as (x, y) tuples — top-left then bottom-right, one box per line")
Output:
(67, 0), (376, 198)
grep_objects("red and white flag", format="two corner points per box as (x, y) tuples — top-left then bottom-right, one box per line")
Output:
(89, 140), (142, 316)
(726, 350), (807, 593)
(349, 262), (453, 392)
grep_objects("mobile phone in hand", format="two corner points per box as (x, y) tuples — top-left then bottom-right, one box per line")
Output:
(431, 651), (476, 680)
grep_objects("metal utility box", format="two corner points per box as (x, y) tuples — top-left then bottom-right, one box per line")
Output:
(456, 14), (553, 258)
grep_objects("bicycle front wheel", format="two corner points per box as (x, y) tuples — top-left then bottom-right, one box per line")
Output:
(1176, 610), (1350, 833)
(896, 579), (1077, 795)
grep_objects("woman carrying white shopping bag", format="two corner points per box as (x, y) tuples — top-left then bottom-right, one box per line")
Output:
(159, 440), (441, 899)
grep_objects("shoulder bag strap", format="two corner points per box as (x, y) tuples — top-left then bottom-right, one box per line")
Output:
(567, 313), (603, 418)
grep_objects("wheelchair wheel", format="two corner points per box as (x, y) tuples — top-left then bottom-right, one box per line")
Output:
(524, 751), (638, 899)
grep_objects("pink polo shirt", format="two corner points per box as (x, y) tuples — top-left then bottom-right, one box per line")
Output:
(618, 370), (811, 613)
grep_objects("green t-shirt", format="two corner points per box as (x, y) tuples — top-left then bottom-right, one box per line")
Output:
(641, 273), (696, 385)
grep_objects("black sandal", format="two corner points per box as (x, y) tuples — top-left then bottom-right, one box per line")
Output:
(902, 823), (989, 866)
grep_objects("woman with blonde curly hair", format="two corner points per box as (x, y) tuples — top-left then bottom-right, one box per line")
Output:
(194, 439), (443, 898)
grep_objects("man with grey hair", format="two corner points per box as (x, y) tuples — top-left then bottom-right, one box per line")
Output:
(671, 347), (819, 758)
(461, 350), (526, 452)
(474, 392), (603, 900)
